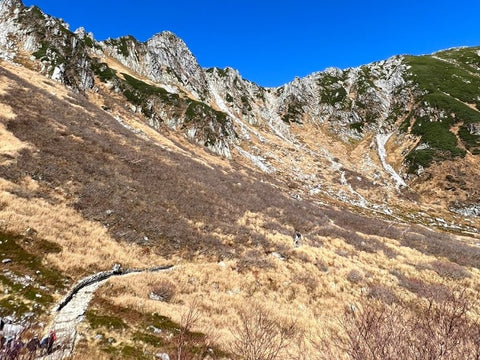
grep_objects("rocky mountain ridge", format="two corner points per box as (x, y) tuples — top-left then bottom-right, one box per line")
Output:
(2, 2), (480, 358)
(1, 0), (480, 230)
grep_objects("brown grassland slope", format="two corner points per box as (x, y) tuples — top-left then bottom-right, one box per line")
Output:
(1, 61), (480, 359)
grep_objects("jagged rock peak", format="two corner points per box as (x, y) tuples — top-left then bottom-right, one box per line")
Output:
(149, 30), (178, 42)
(323, 66), (344, 77)
(74, 27), (94, 41)
(146, 30), (193, 56)
(206, 66), (241, 78)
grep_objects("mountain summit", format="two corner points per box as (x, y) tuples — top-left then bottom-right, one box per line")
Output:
(1, 0), (480, 228)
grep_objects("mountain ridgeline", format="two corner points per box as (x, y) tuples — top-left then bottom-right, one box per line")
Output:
(1, 0), (480, 225)
(4, 1), (480, 358)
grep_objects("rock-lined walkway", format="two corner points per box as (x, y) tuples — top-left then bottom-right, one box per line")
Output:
(41, 265), (174, 359)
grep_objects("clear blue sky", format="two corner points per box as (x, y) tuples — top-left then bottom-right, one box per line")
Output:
(23, 0), (480, 87)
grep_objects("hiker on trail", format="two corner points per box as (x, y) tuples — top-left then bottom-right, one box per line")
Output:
(40, 331), (56, 355)
(47, 330), (56, 354)
(40, 330), (57, 355)
(4, 336), (24, 359)
(293, 231), (302, 247)
(40, 334), (48, 355)
(26, 335), (40, 359)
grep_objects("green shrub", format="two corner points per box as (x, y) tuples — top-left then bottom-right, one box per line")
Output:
(86, 310), (127, 330)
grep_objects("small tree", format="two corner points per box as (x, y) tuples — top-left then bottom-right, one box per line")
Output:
(332, 289), (480, 360)
(175, 298), (219, 360)
(230, 303), (298, 360)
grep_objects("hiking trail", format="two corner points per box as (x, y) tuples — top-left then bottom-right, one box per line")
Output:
(41, 265), (174, 359)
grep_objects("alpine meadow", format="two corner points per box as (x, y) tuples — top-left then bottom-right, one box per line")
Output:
(0, 1), (480, 359)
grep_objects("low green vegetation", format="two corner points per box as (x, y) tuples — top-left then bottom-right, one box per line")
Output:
(403, 52), (480, 171)
(116, 73), (232, 146)
(320, 86), (347, 105)
(83, 36), (94, 48)
(411, 120), (463, 155)
(32, 42), (50, 60)
(240, 95), (252, 112)
(406, 149), (437, 173)
(185, 99), (227, 125)
(91, 61), (117, 83)
(98, 342), (150, 360)
(119, 72), (181, 117)
(17, 5), (44, 23)
(281, 102), (304, 124)
(86, 310), (127, 330)
(29, 6), (44, 19)
(0, 232), (66, 288)
(405, 55), (480, 105)
(104, 36), (136, 57)
(349, 122), (364, 132)
(121, 73), (179, 105)
(316, 72), (350, 107)
(355, 66), (376, 95)
(458, 126), (480, 153)
(0, 232), (67, 317)
(86, 298), (229, 360)
(431, 46), (480, 81)
(184, 99), (231, 146)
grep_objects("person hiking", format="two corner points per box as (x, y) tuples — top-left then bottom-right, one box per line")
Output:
(26, 335), (40, 359)
(46, 330), (56, 354)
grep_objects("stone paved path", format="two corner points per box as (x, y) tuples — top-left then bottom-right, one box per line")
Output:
(41, 280), (107, 359)
(39, 265), (173, 359)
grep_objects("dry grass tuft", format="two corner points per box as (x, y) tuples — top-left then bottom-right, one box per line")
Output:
(1, 57), (480, 359)
(149, 279), (177, 303)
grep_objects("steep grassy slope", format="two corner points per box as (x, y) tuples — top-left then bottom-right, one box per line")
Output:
(1, 61), (480, 359)
(5, 1), (480, 230)
(2, 2), (480, 358)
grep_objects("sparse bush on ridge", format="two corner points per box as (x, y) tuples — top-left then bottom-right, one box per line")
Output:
(429, 259), (471, 280)
(367, 284), (398, 305)
(392, 270), (452, 302)
(346, 269), (363, 284)
(149, 279), (177, 302)
(330, 289), (480, 360)
(293, 271), (319, 292)
(237, 249), (276, 272)
(229, 303), (298, 360)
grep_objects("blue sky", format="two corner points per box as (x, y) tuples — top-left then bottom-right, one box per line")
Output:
(23, 0), (480, 87)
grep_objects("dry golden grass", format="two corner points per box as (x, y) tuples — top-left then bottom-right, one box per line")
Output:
(0, 75), (30, 162)
(86, 216), (480, 358)
(0, 59), (480, 358)
(0, 177), (166, 277)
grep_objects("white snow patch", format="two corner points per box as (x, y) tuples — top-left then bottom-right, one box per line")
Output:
(376, 133), (406, 189)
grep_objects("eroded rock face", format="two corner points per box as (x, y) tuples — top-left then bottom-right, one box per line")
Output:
(100, 32), (210, 100)
(0, 0), (94, 90)
(0, 0), (26, 59)
(2, 1), (480, 221)
(0, 0), (411, 160)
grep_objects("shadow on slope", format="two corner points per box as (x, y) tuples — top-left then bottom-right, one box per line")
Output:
(0, 65), (479, 269)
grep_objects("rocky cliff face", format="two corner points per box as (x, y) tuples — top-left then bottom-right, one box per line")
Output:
(100, 32), (211, 100)
(0, 0), (94, 89)
(2, 0), (480, 229)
